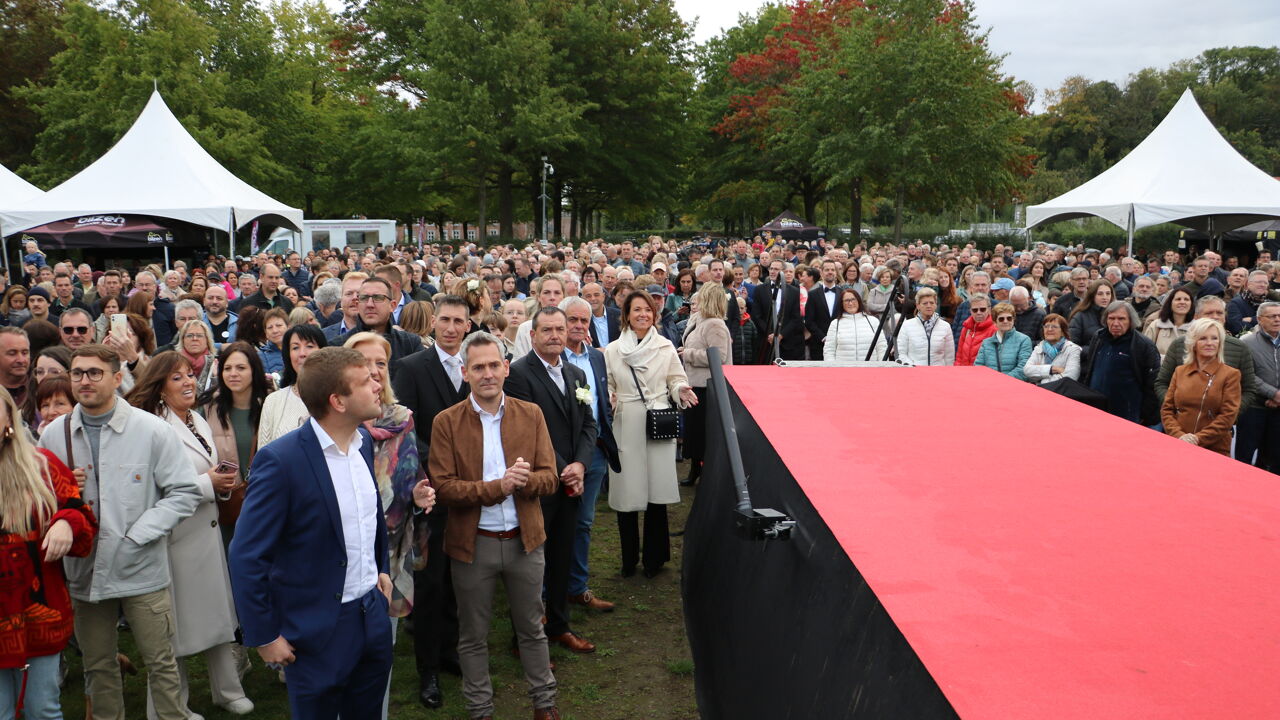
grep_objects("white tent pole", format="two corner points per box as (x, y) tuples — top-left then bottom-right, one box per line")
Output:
(1127, 208), (1134, 257)
(164, 246), (171, 272)
(226, 208), (235, 260)
(1, 233), (8, 279)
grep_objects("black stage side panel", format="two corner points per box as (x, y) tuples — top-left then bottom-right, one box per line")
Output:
(681, 382), (956, 719)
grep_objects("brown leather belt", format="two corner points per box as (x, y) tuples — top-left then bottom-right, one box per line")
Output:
(477, 526), (521, 540)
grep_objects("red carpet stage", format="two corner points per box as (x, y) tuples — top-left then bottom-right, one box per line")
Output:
(682, 365), (1280, 719)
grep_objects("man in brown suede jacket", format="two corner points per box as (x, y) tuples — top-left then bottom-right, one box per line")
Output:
(427, 331), (562, 720)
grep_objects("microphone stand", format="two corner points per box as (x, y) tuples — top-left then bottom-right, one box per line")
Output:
(769, 281), (784, 364)
(864, 277), (907, 362)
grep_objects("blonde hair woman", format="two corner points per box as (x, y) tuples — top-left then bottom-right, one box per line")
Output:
(176, 319), (218, 393)
(677, 283), (731, 487)
(1160, 318), (1241, 456)
(0, 390), (96, 719)
(399, 300), (436, 349)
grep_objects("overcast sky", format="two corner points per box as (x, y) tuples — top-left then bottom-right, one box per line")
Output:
(674, 0), (1280, 109)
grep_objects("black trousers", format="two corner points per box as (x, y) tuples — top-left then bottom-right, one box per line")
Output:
(617, 504), (670, 572)
(413, 508), (459, 681)
(541, 491), (582, 637)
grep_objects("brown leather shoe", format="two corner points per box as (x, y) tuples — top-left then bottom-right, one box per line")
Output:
(549, 631), (596, 654)
(569, 590), (615, 612)
(533, 708), (561, 720)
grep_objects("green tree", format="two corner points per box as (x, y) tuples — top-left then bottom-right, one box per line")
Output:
(18, 0), (272, 191)
(0, 0), (64, 173)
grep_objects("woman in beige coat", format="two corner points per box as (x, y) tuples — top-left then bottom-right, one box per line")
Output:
(678, 282), (732, 488)
(606, 290), (698, 578)
(126, 352), (253, 718)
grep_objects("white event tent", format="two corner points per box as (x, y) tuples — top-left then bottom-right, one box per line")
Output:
(1026, 88), (1280, 253)
(0, 90), (302, 271)
(1, 164), (41, 204)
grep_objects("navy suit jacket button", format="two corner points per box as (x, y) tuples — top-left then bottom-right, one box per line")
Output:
(340, 560), (347, 567)
(334, 592), (342, 600)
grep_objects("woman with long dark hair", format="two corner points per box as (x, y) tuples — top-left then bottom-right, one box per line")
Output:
(0, 390), (96, 719)
(1144, 286), (1195, 361)
(199, 341), (270, 548)
(257, 323), (326, 446)
(126, 353), (253, 717)
(1067, 280), (1114, 346)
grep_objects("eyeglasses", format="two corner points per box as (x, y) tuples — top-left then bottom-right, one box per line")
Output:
(359, 294), (391, 304)
(70, 368), (106, 382)
(996, 315), (1014, 322)
(183, 333), (206, 340)
(62, 326), (90, 335)
(971, 307), (990, 314)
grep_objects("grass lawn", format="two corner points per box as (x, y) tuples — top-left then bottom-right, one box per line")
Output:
(59, 472), (699, 719)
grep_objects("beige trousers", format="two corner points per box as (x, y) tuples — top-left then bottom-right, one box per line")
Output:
(73, 589), (185, 720)
(452, 536), (556, 719)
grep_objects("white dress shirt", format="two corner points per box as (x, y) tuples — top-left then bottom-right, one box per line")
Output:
(436, 343), (463, 392)
(310, 418), (379, 602)
(471, 394), (519, 532)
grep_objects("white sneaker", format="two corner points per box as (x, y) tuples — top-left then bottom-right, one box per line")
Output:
(219, 697), (255, 715)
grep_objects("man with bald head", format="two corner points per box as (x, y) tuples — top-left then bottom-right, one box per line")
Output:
(581, 282), (619, 348)
(204, 284), (238, 343)
(240, 263), (289, 311)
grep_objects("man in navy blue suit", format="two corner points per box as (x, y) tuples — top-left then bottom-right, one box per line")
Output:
(229, 347), (435, 719)
(560, 297), (621, 611)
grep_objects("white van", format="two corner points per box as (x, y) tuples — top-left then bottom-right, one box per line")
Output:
(262, 219), (397, 256)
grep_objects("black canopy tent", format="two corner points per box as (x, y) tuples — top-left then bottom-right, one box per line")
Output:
(754, 211), (824, 241)
(1179, 219), (1280, 264)
(15, 214), (212, 250)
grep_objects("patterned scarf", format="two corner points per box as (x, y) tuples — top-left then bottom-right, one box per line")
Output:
(1041, 338), (1066, 362)
(364, 403), (428, 618)
(920, 313), (939, 337)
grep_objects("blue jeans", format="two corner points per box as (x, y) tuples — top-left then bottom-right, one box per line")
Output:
(569, 449), (610, 596)
(0, 652), (63, 720)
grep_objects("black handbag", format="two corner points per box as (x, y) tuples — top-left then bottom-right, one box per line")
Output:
(629, 365), (683, 440)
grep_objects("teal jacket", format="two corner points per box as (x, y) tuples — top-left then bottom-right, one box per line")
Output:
(975, 329), (1033, 381)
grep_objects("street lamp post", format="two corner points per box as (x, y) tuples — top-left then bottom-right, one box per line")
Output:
(540, 156), (554, 242)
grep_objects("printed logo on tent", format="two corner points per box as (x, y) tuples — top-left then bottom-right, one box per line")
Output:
(779, 219), (803, 228)
(146, 231), (164, 244)
(74, 215), (126, 229)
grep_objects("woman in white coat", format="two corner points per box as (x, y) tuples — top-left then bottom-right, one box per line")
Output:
(823, 288), (888, 362)
(126, 352), (253, 717)
(605, 290), (698, 578)
(896, 287), (955, 366)
(1023, 313), (1082, 385)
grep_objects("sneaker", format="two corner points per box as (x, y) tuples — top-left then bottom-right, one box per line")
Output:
(219, 697), (255, 715)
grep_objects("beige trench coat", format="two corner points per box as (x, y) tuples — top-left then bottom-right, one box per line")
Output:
(162, 408), (239, 657)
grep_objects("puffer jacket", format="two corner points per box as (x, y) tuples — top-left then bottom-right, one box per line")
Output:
(1024, 339), (1083, 384)
(37, 399), (201, 602)
(823, 314), (887, 363)
(955, 315), (995, 366)
(975, 330), (1033, 380)
(1068, 305), (1104, 346)
(897, 315), (955, 366)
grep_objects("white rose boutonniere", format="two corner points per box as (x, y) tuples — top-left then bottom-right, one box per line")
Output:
(574, 381), (592, 405)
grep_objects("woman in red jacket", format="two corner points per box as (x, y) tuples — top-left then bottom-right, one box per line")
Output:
(955, 294), (996, 366)
(0, 390), (96, 719)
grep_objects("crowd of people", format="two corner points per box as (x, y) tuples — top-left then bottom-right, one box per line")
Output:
(0, 231), (1277, 719)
